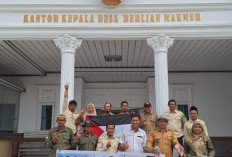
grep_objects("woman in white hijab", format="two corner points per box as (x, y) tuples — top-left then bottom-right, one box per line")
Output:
(75, 103), (97, 126)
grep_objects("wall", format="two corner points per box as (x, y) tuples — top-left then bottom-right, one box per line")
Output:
(169, 73), (232, 137)
(84, 83), (148, 109)
(1, 72), (232, 136)
(1, 74), (84, 133)
(0, 141), (12, 157)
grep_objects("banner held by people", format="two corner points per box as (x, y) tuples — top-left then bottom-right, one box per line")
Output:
(87, 114), (132, 138)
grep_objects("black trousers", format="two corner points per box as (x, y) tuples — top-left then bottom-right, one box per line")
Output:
(177, 135), (184, 146)
(177, 136), (184, 157)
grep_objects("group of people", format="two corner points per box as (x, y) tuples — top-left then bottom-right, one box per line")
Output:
(45, 83), (215, 157)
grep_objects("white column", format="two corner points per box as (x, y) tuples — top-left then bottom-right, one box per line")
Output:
(54, 34), (82, 113)
(74, 77), (85, 113)
(147, 77), (156, 113)
(147, 34), (174, 116)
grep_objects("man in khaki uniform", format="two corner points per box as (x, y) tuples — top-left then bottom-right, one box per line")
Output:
(144, 115), (184, 157)
(45, 114), (74, 157)
(102, 102), (115, 116)
(62, 83), (79, 134)
(184, 106), (208, 136)
(162, 99), (187, 157)
(118, 101), (130, 115)
(73, 120), (98, 151)
(97, 124), (119, 152)
(140, 102), (158, 134)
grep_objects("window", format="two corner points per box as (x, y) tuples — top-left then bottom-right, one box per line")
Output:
(178, 104), (189, 120)
(130, 108), (143, 114)
(41, 105), (52, 130)
(0, 104), (15, 133)
(0, 85), (20, 133)
(36, 86), (59, 131)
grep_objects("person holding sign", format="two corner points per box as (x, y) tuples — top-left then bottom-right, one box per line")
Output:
(102, 102), (115, 116)
(75, 103), (97, 126)
(144, 115), (184, 157)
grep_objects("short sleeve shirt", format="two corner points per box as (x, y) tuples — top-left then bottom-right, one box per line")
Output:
(63, 97), (79, 133)
(119, 128), (147, 153)
(140, 113), (158, 134)
(163, 110), (187, 138)
(74, 133), (98, 151)
(146, 128), (179, 157)
(96, 136), (119, 152)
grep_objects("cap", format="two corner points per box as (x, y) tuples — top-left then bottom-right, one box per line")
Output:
(158, 115), (168, 122)
(57, 114), (66, 119)
(144, 102), (151, 107)
(82, 120), (94, 127)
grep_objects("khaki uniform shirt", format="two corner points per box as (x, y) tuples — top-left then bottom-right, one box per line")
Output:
(96, 136), (119, 152)
(146, 128), (179, 157)
(63, 97), (79, 133)
(140, 112), (158, 134)
(118, 112), (130, 115)
(163, 110), (187, 138)
(102, 112), (115, 116)
(184, 119), (208, 137)
(45, 127), (74, 157)
(73, 133), (98, 151)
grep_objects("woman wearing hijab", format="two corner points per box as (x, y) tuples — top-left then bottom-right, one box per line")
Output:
(75, 103), (97, 126)
(183, 121), (215, 157)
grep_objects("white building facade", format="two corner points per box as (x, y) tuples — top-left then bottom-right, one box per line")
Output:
(0, 0), (232, 140)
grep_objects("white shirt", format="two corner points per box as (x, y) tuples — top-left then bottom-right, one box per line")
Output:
(119, 127), (147, 153)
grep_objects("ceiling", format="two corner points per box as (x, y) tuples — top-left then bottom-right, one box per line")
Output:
(0, 39), (232, 82)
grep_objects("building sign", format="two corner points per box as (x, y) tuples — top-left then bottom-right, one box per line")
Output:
(23, 13), (201, 24)
(0, 2), (231, 39)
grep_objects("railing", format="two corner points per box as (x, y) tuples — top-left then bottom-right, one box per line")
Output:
(211, 137), (232, 157)
(17, 140), (49, 157)
(1, 133), (232, 157)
